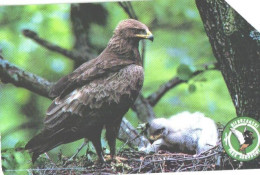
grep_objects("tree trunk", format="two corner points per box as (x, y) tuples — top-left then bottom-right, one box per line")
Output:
(70, 3), (108, 66)
(196, 0), (260, 121)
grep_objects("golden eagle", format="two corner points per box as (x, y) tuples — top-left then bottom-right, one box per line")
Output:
(25, 19), (153, 163)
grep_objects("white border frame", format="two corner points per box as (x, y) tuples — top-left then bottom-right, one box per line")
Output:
(0, 1), (260, 175)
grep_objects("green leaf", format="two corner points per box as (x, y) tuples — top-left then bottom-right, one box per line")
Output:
(5, 148), (15, 154)
(177, 64), (193, 80)
(188, 84), (196, 93)
(195, 77), (207, 82)
(14, 141), (26, 149)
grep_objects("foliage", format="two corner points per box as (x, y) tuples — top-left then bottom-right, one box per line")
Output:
(0, 0), (236, 171)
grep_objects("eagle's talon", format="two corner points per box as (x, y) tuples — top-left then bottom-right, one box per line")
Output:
(104, 155), (126, 163)
(113, 156), (127, 163)
(94, 158), (106, 166)
(104, 154), (111, 161)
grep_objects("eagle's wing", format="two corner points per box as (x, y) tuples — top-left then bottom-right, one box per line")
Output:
(45, 57), (139, 129)
(230, 128), (245, 145)
(44, 88), (91, 129)
(49, 55), (135, 98)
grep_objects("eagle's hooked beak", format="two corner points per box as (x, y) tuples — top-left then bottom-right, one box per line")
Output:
(135, 29), (154, 42)
(149, 134), (162, 141)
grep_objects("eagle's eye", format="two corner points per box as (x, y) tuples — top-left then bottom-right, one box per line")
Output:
(154, 127), (165, 135)
(129, 28), (146, 35)
(135, 29), (146, 35)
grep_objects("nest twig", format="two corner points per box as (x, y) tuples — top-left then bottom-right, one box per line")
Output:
(23, 144), (228, 174)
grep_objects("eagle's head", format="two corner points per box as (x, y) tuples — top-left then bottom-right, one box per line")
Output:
(146, 118), (169, 143)
(113, 19), (154, 42)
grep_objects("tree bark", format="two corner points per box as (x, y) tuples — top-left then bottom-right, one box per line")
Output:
(132, 95), (155, 122)
(118, 118), (150, 149)
(196, 0), (260, 121)
(70, 3), (108, 66)
(0, 58), (52, 98)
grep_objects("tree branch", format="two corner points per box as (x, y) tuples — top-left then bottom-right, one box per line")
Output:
(132, 95), (155, 122)
(22, 29), (87, 64)
(118, 2), (138, 20)
(147, 64), (218, 106)
(147, 77), (185, 107)
(0, 56), (53, 98)
(118, 118), (150, 150)
(70, 4), (103, 67)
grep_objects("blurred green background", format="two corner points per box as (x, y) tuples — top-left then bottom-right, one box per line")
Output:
(0, 0), (236, 171)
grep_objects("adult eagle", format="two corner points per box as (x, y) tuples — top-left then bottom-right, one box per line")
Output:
(25, 19), (153, 163)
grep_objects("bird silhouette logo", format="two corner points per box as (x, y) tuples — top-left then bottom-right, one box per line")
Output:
(230, 126), (255, 154)
(222, 117), (260, 161)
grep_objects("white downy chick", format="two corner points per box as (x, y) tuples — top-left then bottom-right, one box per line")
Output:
(143, 111), (218, 155)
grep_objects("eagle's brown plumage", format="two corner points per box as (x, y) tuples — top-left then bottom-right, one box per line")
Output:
(25, 19), (153, 163)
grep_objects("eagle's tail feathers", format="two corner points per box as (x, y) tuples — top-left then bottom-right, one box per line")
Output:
(25, 129), (70, 163)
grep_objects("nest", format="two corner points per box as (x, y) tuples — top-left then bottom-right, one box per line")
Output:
(26, 143), (247, 175)
(116, 146), (221, 173)
(24, 126), (259, 174)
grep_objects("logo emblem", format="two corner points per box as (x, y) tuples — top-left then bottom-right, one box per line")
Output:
(222, 117), (259, 161)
